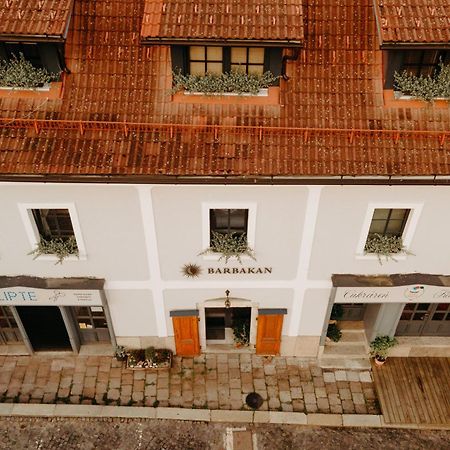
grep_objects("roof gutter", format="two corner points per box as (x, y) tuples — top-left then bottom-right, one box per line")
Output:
(0, 34), (65, 43)
(0, 174), (450, 186)
(141, 37), (304, 48)
(380, 43), (450, 50)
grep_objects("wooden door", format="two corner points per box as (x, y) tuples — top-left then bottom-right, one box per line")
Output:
(172, 315), (200, 356)
(256, 314), (284, 355)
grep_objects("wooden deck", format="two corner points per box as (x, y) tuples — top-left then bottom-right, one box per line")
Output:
(372, 357), (450, 426)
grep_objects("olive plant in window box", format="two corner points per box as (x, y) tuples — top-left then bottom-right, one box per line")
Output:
(200, 231), (255, 264)
(364, 233), (412, 264)
(29, 235), (79, 265)
(126, 347), (173, 370)
(0, 53), (59, 89)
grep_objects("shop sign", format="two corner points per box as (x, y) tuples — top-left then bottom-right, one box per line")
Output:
(0, 286), (102, 306)
(335, 284), (450, 304)
(207, 267), (272, 275)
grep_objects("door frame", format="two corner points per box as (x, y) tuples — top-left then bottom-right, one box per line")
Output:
(198, 297), (258, 350)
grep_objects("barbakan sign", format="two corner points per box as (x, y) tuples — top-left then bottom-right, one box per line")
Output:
(208, 267), (272, 274)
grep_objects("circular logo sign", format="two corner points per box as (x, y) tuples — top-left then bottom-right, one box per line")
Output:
(404, 285), (425, 300)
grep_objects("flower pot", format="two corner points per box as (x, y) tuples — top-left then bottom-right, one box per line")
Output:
(374, 356), (386, 366)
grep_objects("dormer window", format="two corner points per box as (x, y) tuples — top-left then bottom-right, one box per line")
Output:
(0, 41), (63, 87)
(384, 50), (449, 89)
(172, 45), (282, 81)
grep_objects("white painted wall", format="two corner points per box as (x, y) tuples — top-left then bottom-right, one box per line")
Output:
(105, 289), (155, 337)
(151, 186), (308, 281)
(0, 184), (149, 280)
(309, 186), (450, 279)
(298, 289), (331, 336)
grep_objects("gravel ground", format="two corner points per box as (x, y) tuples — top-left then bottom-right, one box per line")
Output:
(0, 417), (448, 450)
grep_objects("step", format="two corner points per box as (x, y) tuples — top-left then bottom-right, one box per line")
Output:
(322, 343), (368, 357)
(319, 357), (372, 370)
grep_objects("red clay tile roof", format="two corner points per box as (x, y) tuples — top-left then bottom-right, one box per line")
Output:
(141, 0), (304, 43)
(373, 0), (450, 45)
(0, 0), (449, 179)
(0, 0), (74, 39)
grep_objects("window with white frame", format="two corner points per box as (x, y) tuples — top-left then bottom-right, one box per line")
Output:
(32, 208), (76, 241)
(209, 208), (248, 245)
(201, 203), (256, 258)
(19, 203), (86, 261)
(364, 208), (410, 255)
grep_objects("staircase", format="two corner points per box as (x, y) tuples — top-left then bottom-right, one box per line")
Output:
(319, 321), (371, 370)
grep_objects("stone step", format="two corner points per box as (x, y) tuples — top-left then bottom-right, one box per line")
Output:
(328, 331), (367, 344)
(318, 357), (372, 370)
(322, 343), (368, 357)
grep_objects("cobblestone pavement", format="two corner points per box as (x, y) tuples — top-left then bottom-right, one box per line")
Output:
(0, 354), (379, 414)
(1, 417), (449, 450)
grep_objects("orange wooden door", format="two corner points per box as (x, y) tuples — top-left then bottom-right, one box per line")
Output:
(256, 314), (284, 355)
(172, 315), (200, 356)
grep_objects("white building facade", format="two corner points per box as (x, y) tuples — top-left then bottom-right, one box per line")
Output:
(1, 181), (449, 358)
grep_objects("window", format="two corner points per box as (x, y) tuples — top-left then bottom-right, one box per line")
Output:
(202, 202), (256, 257)
(0, 41), (62, 79)
(384, 49), (450, 89)
(172, 45), (282, 81)
(32, 209), (76, 241)
(210, 208), (248, 244)
(367, 208), (410, 237)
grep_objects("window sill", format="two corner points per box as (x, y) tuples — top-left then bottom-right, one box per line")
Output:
(32, 254), (87, 263)
(383, 89), (449, 109)
(202, 254), (255, 263)
(172, 86), (280, 105)
(355, 253), (407, 261)
(0, 80), (64, 100)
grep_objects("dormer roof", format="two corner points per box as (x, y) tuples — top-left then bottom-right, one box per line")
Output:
(373, 0), (450, 47)
(0, 0), (74, 40)
(141, 0), (304, 45)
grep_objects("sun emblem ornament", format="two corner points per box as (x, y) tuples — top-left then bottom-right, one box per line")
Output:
(181, 263), (202, 278)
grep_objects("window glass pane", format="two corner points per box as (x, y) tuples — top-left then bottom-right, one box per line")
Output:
(0, 319), (9, 327)
(416, 303), (430, 311)
(385, 220), (404, 235)
(207, 47), (223, 61)
(231, 47), (247, 64)
(249, 48), (264, 64)
(403, 51), (422, 65)
(190, 46), (205, 60)
(389, 209), (408, 220)
(372, 209), (390, 220)
(206, 62), (223, 74)
(93, 319), (108, 328)
(248, 65), (264, 76)
(77, 320), (92, 329)
(413, 313), (426, 320)
(400, 312), (412, 320)
(190, 62), (205, 76)
(432, 313), (445, 321)
(436, 303), (449, 311)
(231, 64), (246, 73)
(403, 304), (416, 311)
(422, 51), (439, 64)
(228, 209), (247, 230)
(368, 221), (385, 234)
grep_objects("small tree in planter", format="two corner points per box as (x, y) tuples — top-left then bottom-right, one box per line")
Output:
(232, 317), (250, 347)
(200, 231), (255, 264)
(364, 233), (411, 264)
(394, 62), (450, 102)
(172, 70), (278, 95)
(369, 335), (398, 366)
(0, 53), (59, 89)
(28, 236), (79, 264)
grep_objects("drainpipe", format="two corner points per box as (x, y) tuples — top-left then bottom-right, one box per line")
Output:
(281, 48), (300, 81)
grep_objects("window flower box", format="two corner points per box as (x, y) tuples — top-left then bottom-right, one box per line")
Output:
(126, 347), (173, 370)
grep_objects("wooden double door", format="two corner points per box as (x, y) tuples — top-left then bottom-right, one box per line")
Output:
(172, 309), (285, 356)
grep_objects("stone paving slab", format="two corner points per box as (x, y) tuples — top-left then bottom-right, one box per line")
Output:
(0, 354), (380, 416)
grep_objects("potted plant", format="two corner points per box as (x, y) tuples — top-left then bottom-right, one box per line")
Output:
(125, 347), (173, 370)
(28, 235), (79, 264)
(326, 323), (342, 342)
(232, 318), (250, 348)
(369, 335), (398, 366)
(113, 345), (127, 361)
